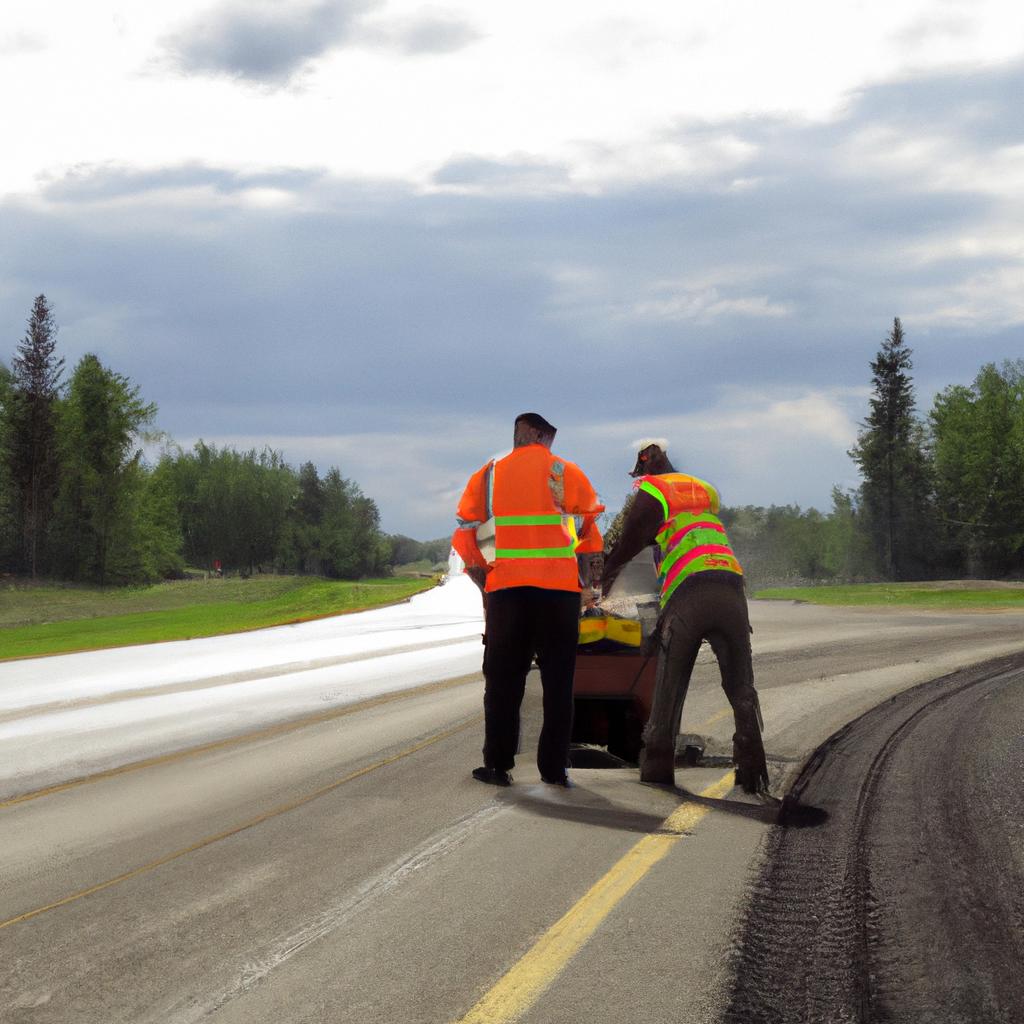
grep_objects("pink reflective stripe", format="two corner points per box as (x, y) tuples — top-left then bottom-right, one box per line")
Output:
(662, 544), (735, 592)
(665, 520), (724, 549)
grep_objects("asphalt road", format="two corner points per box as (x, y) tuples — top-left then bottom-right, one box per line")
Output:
(2, 599), (1023, 1023)
(726, 653), (1024, 1023)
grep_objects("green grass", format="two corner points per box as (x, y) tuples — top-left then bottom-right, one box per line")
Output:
(0, 575), (437, 660)
(753, 581), (1024, 608)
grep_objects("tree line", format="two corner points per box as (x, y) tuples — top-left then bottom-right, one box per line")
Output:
(728, 320), (1023, 583)
(0, 295), (415, 585)
(604, 318), (1023, 585)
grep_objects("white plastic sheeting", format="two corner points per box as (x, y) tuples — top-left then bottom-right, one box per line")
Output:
(0, 575), (484, 798)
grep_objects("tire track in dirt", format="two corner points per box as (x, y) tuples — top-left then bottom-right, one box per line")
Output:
(724, 651), (1024, 1023)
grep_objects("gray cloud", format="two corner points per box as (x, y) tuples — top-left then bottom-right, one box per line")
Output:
(433, 156), (570, 190)
(372, 12), (481, 55)
(3, 60), (1023, 535)
(163, 0), (373, 84)
(39, 164), (329, 202)
(845, 61), (1024, 147)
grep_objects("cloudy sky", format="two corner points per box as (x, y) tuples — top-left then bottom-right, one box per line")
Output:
(2, 0), (1022, 538)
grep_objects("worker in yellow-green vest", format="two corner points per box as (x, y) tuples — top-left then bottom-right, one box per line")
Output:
(601, 439), (769, 794)
(452, 413), (604, 788)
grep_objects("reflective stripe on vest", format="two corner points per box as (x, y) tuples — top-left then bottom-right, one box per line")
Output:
(493, 513), (578, 559)
(637, 474), (742, 607)
(638, 480), (669, 519)
(657, 514), (742, 606)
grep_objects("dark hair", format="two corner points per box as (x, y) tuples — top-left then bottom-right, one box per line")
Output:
(514, 412), (557, 436)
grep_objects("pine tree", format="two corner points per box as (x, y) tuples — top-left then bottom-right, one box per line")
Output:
(849, 318), (934, 580)
(5, 295), (64, 577)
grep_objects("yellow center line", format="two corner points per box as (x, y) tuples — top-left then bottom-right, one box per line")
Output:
(455, 770), (737, 1024)
(0, 715), (482, 932)
(692, 707), (732, 730)
(1, 673), (481, 810)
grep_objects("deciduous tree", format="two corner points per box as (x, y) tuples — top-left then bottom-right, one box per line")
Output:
(50, 354), (161, 584)
(930, 360), (1024, 576)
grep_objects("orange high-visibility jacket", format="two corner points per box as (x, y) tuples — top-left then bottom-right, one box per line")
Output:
(452, 444), (604, 593)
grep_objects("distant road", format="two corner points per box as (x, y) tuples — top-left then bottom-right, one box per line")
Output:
(1, 586), (1022, 1023)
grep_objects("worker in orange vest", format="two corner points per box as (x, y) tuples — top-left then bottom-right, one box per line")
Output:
(452, 413), (604, 787)
(601, 440), (769, 794)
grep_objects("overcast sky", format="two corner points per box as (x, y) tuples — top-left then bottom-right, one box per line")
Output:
(2, 0), (1022, 538)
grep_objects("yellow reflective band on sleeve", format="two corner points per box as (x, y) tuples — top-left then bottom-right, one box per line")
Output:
(565, 515), (580, 551)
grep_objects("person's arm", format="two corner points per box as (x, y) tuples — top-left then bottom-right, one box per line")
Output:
(451, 464), (490, 591)
(562, 461), (605, 552)
(601, 490), (664, 596)
(561, 462), (605, 598)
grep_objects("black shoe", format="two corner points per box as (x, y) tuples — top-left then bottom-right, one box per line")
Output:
(472, 766), (512, 787)
(541, 774), (574, 788)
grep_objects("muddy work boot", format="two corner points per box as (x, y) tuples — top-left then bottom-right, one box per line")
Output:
(732, 732), (769, 795)
(639, 746), (675, 785)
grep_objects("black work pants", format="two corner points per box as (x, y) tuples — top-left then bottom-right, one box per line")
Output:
(641, 571), (767, 786)
(481, 586), (580, 779)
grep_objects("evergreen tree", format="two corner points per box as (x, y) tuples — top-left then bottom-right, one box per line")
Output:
(4, 295), (64, 576)
(0, 362), (17, 567)
(849, 318), (935, 580)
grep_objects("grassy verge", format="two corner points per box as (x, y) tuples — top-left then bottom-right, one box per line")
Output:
(0, 576), (437, 660)
(753, 581), (1024, 609)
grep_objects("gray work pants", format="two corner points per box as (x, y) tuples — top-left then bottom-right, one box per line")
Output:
(640, 571), (768, 790)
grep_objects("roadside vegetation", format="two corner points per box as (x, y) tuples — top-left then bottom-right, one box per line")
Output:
(753, 581), (1024, 609)
(712, 323), (1024, 589)
(607, 319), (1024, 589)
(0, 575), (437, 660)
(0, 294), (449, 589)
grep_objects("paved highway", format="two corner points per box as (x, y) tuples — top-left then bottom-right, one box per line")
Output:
(1, 582), (1022, 1023)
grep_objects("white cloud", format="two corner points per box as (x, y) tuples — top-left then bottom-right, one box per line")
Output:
(577, 387), (866, 513)
(3, 0), (1024, 195)
(905, 265), (1024, 329)
(0, 30), (45, 55)
(354, 8), (481, 55)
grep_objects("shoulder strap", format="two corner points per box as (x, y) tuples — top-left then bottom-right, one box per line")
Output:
(635, 477), (670, 520)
